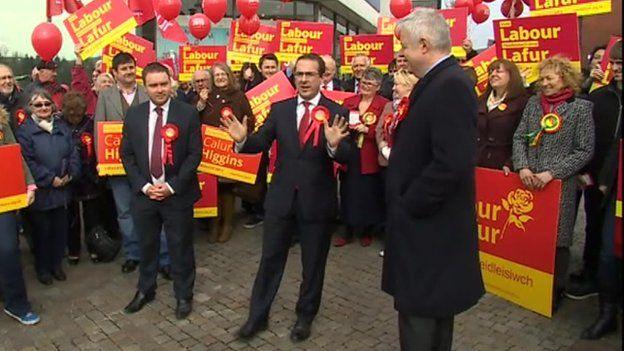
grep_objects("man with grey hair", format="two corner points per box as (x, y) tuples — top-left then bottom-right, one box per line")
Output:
(343, 54), (370, 93)
(320, 55), (342, 91)
(190, 69), (211, 112)
(381, 8), (484, 350)
(0, 64), (24, 131)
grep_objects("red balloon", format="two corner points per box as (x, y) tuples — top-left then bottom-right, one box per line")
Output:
(472, 0), (483, 5)
(454, 0), (475, 12)
(202, 0), (227, 23)
(236, 0), (260, 18)
(31, 23), (62, 61)
(157, 0), (181, 21)
(501, 0), (524, 18)
(390, 0), (412, 19)
(521, 0), (532, 5)
(471, 3), (490, 23)
(189, 13), (211, 40)
(239, 14), (260, 35)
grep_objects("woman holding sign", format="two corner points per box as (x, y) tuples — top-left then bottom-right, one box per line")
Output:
(334, 67), (389, 248)
(477, 59), (528, 173)
(0, 106), (39, 325)
(201, 63), (255, 243)
(16, 90), (81, 286)
(512, 56), (594, 312)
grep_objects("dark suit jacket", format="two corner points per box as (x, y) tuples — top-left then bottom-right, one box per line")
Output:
(328, 78), (343, 91)
(120, 99), (203, 207)
(382, 57), (484, 317)
(240, 94), (353, 221)
(342, 78), (358, 93)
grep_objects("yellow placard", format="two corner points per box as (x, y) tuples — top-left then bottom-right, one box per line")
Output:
(531, 0), (611, 17)
(0, 193), (28, 214)
(194, 207), (218, 218)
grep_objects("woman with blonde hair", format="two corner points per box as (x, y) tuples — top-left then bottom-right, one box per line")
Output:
(512, 55), (595, 312)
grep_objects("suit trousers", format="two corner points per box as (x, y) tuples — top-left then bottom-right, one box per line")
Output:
(398, 313), (454, 351)
(132, 195), (195, 300)
(248, 192), (331, 323)
(28, 206), (68, 276)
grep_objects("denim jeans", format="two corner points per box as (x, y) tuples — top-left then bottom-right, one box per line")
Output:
(109, 177), (169, 266)
(0, 212), (31, 315)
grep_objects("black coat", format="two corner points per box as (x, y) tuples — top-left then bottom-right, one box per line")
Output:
(382, 57), (484, 317)
(0, 89), (25, 132)
(342, 78), (358, 93)
(586, 83), (622, 182)
(120, 99), (203, 207)
(379, 74), (394, 101)
(241, 94), (353, 221)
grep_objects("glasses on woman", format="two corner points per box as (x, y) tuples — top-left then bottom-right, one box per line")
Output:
(360, 80), (379, 87)
(32, 101), (52, 108)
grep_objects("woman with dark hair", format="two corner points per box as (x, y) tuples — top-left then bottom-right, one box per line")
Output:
(240, 62), (263, 92)
(581, 45), (607, 94)
(201, 62), (255, 243)
(477, 59), (528, 173)
(334, 67), (389, 248)
(512, 56), (595, 312)
(0, 106), (40, 325)
(16, 89), (81, 285)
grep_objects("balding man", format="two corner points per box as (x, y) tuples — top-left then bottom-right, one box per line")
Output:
(342, 54), (370, 93)
(0, 64), (24, 131)
(320, 55), (342, 91)
(189, 70), (211, 112)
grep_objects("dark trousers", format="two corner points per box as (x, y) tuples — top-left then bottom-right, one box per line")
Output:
(67, 196), (104, 257)
(248, 193), (331, 323)
(29, 206), (69, 275)
(0, 212), (31, 315)
(132, 196), (195, 300)
(398, 313), (454, 351)
(575, 188), (605, 276)
(598, 195), (622, 296)
(555, 247), (571, 294)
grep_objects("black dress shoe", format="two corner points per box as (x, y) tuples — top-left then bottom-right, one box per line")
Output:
(37, 273), (53, 286)
(67, 256), (80, 265)
(52, 267), (67, 281)
(123, 291), (155, 314)
(237, 318), (268, 339)
(175, 299), (193, 320)
(290, 318), (312, 342)
(159, 266), (172, 281)
(122, 259), (139, 273)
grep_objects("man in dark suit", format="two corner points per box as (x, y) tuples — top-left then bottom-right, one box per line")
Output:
(342, 54), (370, 93)
(321, 55), (342, 91)
(120, 62), (202, 320)
(221, 53), (352, 343)
(382, 9), (484, 350)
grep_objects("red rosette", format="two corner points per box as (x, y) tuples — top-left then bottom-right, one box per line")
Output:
(220, 106), (233, 119)
(15, 108), (27, 126)
(396, 97), (409, 123)
(311, 105), (330, 123)
(161, 124), (179, 165)
(80, 132), (93, 158)
(303, 105), (330, 147)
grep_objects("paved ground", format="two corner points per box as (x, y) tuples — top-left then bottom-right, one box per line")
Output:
(0, 205), (621, 351)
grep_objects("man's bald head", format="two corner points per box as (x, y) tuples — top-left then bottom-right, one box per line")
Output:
(321, 55), (337, 84)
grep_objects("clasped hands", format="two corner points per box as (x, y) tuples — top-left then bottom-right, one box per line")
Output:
(146, 183), (172, 201)
(52, 175), (72, 188)
(519, 168), (554, 190)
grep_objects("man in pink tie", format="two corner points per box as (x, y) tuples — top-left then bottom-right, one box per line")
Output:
(120, 62), (202, 320)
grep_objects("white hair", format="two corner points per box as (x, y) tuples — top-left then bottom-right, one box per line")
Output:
(351, 53), (371, 66)
(397, 8), (451, 54)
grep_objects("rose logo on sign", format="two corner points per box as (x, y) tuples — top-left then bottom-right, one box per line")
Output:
(501, 189), (534, 236)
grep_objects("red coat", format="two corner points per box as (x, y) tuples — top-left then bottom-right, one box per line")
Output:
(71, 66), (98, 116)
(342, 94), (389, 174)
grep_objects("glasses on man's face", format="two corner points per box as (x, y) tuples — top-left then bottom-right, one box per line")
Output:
(294, 71), (319, 79)
(32, 102), (52, 108)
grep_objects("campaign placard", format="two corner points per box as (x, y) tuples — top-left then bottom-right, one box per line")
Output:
(101, 33), (156, 82)
(0, 144), (28, 213)
(228, 21), (278, 64)
(340, 35), (395, 74)
(321, 90), (356, 105)
(439, 8), (469, 58)
(245, 72), (297, 132)
(465, 46), (498, 96)
(530, 0), (611, 17)
(276, 21), (334, 64)
(194, 172), (218, 218)
(64, 0), (138, 60)
(590, 36), (622, 92)
(476, 167), (561, 317)
(178, 46), (228, 81)
(96, 121), (125, 176)
(377, 16), (402, 52)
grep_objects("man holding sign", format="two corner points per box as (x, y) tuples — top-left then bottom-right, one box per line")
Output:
(222, 53), (353, 342)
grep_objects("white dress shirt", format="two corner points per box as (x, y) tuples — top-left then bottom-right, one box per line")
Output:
(119, 83), (137, 106)
(142, 99), (175, 195)
(423, 55), (451, 77)
(323, 80), (334, 91)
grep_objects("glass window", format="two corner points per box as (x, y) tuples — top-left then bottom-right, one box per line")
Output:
(256, 0), (295, 19)
(295, 1), (315, 21)
(319, 6), (333, 24)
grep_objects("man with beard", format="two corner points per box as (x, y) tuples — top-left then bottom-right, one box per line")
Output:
(95, 53), (170, 277)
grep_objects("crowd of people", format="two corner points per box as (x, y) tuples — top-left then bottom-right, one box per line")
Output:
(0, 8), (621, 350)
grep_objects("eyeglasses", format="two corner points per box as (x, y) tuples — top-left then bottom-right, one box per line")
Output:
(32, 102), (52, 108)
(360, 80), (379, 87)
(294, 72), (320, 78)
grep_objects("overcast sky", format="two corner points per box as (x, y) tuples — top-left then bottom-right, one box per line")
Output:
(0, 1), (77, 59)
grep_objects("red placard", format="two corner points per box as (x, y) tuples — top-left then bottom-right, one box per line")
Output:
(591, 36), (622, 92)
(0, 144), (28, 213)
(494, 14), (580, 84)
(101, 33), (156, 81)
(321, 90), (356, 106)
(377, 17), (401, 52)
(64, 0), (138, 60)
(96, 121), (125, 176)
(476, 167), (561, 317)
(178, 45), (227, 81)
(199, 125), (262, 184)
(228, 21), (278, 64)
(245, 71), (297, 132)
(194, 173), (218, 218)
(465, 46), (498, 96)
(127, 0), (155, 26)
(276, 20), (334, 63)
(439, 8), (469, 58)
(340, 34), (394, 74)
(530, 0), (611, 17)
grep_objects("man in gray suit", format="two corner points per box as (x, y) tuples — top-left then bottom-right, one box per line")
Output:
(95, 53), (170, 276)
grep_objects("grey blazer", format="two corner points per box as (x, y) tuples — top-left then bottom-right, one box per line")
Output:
(93, 85), (148, 149)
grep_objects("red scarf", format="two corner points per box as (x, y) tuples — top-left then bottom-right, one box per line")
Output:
(540, 87), (574, 114)
(384, 97), (409, 147)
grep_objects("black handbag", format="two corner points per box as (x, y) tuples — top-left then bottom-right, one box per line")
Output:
(85, 226), (120, 263)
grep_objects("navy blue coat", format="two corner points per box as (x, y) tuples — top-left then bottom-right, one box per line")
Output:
(16, 116), (81, 211)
